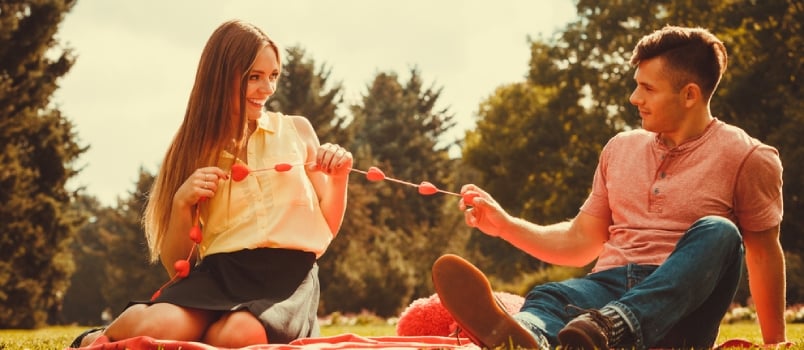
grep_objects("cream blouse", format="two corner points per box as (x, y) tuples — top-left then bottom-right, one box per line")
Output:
(198, 111), (333, 258)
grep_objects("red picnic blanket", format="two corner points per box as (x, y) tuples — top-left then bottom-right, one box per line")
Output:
(68, 335), (796, 350)
(67, 333), (480, 350)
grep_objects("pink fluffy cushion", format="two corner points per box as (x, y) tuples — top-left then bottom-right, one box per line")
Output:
(396, 291), (525, 337)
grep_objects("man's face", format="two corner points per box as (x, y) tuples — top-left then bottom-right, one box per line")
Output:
(629, 57), (686, 135)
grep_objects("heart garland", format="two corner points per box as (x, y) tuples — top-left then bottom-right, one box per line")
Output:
(150, 162), (475, 300)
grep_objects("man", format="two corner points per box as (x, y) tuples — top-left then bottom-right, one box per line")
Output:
(433, 25), (787, 349)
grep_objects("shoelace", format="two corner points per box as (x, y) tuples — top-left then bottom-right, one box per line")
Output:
(565, 304), (615, 337)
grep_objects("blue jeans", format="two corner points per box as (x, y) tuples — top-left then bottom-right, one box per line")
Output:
(513, 216), (744, 349)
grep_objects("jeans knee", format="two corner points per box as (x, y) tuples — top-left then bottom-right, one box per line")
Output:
(523, 282), (565, 305)
(691, 215), (741, 248)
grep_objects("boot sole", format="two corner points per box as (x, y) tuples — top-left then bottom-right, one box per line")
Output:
(432, 254), (539, 349)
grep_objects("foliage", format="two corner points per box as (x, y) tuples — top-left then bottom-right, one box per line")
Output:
(268, 45), (352, 146)
(786, 253), (804, 304)
(462, 80), (613, 278)
(0, 0), (85, 328)
(319, 69), (461, 317)
(489, 265), (590, 297)
(712, 0), (804, 252)
(350, 69), (456, 231)
(60, 196), (110, 325)
(96, 170), (165, 314)
(61, 170), (165, 324)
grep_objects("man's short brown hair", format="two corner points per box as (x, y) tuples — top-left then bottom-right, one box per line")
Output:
(630, 25), (728, 100)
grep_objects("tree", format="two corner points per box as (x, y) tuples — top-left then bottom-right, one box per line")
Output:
(61, 195), (111, 326)
(62, 169), (167, 325)
(0, 0), (85, 328)
(713, 0), (803, 252)
(99, 169), (165, 314)
(268, 45), (351, 146)
(320, 69), (461, 316)
(269, 54), (464, 316)
(462, 41), (617, 279)
(350, 69), (457, 231)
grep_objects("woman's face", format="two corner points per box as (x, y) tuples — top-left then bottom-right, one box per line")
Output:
(239, 45), (280, 121)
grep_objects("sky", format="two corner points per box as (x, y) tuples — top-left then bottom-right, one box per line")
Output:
(54, 0), (578, 206)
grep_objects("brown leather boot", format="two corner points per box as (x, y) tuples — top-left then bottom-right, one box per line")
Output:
(432, 254), (547, 349)
(558, 308), (615, 349)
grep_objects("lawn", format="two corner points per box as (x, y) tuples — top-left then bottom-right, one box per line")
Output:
(0, 323), (802, 349)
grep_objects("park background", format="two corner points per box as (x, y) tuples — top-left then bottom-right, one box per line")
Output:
(1, 0), (802, 337)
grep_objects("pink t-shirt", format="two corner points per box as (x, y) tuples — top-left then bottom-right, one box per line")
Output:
(581, 119), (783, 273)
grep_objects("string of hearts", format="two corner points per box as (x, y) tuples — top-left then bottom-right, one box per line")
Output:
(151, 162), (478, 300)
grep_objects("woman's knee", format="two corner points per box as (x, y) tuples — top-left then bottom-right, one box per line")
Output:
(204, 310), (267, 347)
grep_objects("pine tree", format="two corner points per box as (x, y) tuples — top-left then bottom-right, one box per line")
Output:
(350, 69), (456, 231)
(268, 45), (351, 146)
(323, 69), (459, 315)
(0, 0), (85, 328)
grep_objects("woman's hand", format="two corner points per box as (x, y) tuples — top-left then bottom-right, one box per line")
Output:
(314, 143), (353, 178)
(174, 167), (228, 208)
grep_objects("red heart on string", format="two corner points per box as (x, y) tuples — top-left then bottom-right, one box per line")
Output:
(150, 289), (162, 301)
(174, 260), (190, 278)
(231, 164), (250, 181)
(418, 181), (438, 195)
(189, 225), (202, 244)
(274, 163), (292, 172)
(366, 167), (386, 182)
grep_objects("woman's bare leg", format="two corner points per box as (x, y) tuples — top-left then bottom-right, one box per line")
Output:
(203, 310), (268, 347)
(103, 303), (217, 341)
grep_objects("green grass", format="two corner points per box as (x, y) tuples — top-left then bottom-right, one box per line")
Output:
(0, 323), (802, 349)
(0, 326), (87, 349)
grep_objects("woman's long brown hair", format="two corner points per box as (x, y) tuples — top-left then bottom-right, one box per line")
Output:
(143, 20), (280, 262)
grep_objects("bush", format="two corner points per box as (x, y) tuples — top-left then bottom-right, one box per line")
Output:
(491, 264), (589, 296)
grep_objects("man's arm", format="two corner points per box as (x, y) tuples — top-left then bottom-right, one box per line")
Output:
(460, 183), (610, 267)
(742, 224), (787, 344)
(496, 211), (610, 267)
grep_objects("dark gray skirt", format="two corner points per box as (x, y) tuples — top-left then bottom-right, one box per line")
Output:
(139, 247), (320, 344)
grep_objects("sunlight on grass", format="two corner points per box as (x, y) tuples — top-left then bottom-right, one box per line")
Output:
(0, 326), (86, 350)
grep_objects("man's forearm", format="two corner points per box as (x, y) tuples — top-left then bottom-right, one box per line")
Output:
(746, 241), (787, 343)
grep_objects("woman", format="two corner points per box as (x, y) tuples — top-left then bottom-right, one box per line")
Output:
(73, 19), (351, 347)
